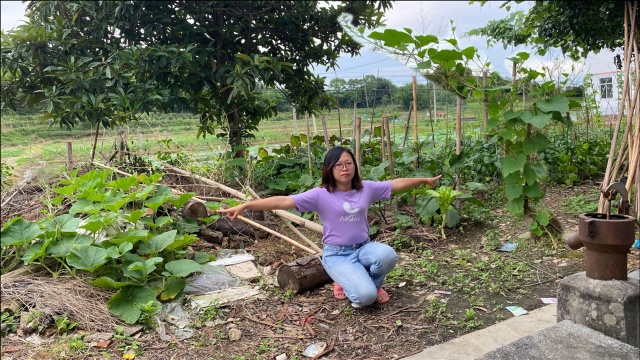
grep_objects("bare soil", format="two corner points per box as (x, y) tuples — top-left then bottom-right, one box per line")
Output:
(1, 174), (639, 360)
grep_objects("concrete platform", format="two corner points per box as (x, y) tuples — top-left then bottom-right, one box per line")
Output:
(403, 269), (640, 360)
(402, 304), (558, 360)
(477, 320), (639, 360)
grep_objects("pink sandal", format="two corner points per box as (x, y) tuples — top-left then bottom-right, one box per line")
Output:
(376, 288), (390, 304)
(333, 282), (347, 300)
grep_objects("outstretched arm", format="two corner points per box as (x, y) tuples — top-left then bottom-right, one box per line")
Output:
(217, 196), (296, 219)
(391, 175), (441, 193)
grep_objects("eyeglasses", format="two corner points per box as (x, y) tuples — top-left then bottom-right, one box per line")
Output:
(333, 161), (355, 170)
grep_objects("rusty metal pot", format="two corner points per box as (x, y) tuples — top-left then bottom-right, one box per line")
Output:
(566, 212), (636, 280)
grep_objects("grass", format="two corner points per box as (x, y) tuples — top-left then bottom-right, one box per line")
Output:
(0, 106), (489, 170)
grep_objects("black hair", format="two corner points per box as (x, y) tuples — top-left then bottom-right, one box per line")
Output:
(321, 146), (363, 192)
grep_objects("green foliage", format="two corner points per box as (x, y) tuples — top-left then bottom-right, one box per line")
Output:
(53, 314), (77, 336)
(470, 1), (634, 60)
(539, 129), (611, 186)
(1, 162), (14, 192)
(561, 192), (599, 215)
(3, 1), (392, 150)
(1, 311), (19, 336)
(414, 186), (464, 238)
(0, 169), (203, 324)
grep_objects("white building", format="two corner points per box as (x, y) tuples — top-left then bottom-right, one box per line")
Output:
(589, 71), (622, 117)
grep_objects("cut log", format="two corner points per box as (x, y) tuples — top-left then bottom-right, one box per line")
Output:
(210, 215), (269, 239)
(198, 227), (224, 244)
(182, 200), (208, 222)
(277, 255), (332, 294)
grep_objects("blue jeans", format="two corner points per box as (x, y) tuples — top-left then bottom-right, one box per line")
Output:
(321, 240), (397, 307)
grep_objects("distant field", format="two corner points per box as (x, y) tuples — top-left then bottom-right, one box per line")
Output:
(0, 103), (491, 169)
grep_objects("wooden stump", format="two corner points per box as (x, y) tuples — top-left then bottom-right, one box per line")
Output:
(277, 255), (332, 294)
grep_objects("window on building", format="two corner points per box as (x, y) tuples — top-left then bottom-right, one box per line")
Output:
(599, 77), (613, 99)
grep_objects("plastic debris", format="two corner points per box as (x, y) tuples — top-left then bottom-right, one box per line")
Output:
(303, 342), (327, 357)
(190, 285), (260, 309)
(184, 264), (243, 295)
(498, 241), (518, 252)
(540, 298), (557, 304)
(505, 306), (528, 316)
(225, 261), (260, 280)
(434, 290), (451, 295)
(634, 239), (640, 249)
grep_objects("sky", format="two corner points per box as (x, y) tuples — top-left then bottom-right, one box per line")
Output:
(1, 1), (620, 86)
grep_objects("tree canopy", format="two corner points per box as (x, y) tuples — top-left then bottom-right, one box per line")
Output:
(469, 1), (637, 60)
(1, 1), (392, 150)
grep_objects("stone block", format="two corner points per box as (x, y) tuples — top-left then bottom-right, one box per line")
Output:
(477, 320), (639, 360)
(557, 272), (639, 347)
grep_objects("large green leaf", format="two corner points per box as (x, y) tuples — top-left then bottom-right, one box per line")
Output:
(369, 29), (414, 47)
(107, 175), (139, 191)
(164, 259), (201, 277)
(536, 94), (569, 113)
(47, 234), (94, 257)
(169, 193), (194, 208)
(501, 154), (526, 176)
(69, 199), (103, 215)
(522, 112), (552, 129)
(506, 198), (525, 215)
(159, 277), (186, 301)
(1, 218), (42, 246)
(167, 233), (198, 250)
(91, 276), (131, 290)
(67, 245), (109, 271)
(103, 193), (129, 212)
(137, 230), (177, 255)
(53, 214), (82, 233)
(107, 285), (157, 324)
(523, 133), (550, 155)
(523, 182), (543, 199)
(505, 173), (523, 200)
(414, 34), (438, 48)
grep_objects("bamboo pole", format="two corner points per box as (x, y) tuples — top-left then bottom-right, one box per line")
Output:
(245, 187), (323, 253)
(312, 114), (318, 136)
(412, 75), (418, 168)
(162, 163), (323, 233)
(483, 70), (489, 142)
(321, 115), (330, 151)
(599, 1), (636, 212)
(91, 161), (319, 254)
(292, 107), (298, 135)
(383, 114), (397, 211)
(237, 216), (316, 255)
(305, 112), (313, 177)
(90, 121), (100, 163)
(355, 116), (362, 177)
(381, 116), (386, 162)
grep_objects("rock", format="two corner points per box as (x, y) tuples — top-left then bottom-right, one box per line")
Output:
(228, 328), (243, 341)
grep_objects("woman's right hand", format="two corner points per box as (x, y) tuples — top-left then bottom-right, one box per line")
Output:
(217, 204), (246, 220)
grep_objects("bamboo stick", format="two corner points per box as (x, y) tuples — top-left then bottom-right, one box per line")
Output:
(305, 112), (313, 177)
(163, 163), (323, 233)
(245, 187), (323, 253)
(237, 215), (316, 255)
(92, 161), (318, 254)
(599, 9), (634, 211)
(321, 115), (330, 151)
(355, 116), (362, 177)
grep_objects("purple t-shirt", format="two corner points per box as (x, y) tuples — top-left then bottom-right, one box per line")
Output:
(291, 180), (392, 246)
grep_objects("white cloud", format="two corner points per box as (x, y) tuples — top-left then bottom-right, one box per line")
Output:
(1, 1), (28, 31)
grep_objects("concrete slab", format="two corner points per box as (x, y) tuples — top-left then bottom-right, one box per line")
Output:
(402, 304), (557, 360)
(477, 320), (640, 360)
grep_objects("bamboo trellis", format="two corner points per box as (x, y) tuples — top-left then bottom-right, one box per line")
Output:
(598, 0), (640, 217)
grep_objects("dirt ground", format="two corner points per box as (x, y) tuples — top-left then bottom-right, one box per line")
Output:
(1, 172), (639, 360)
